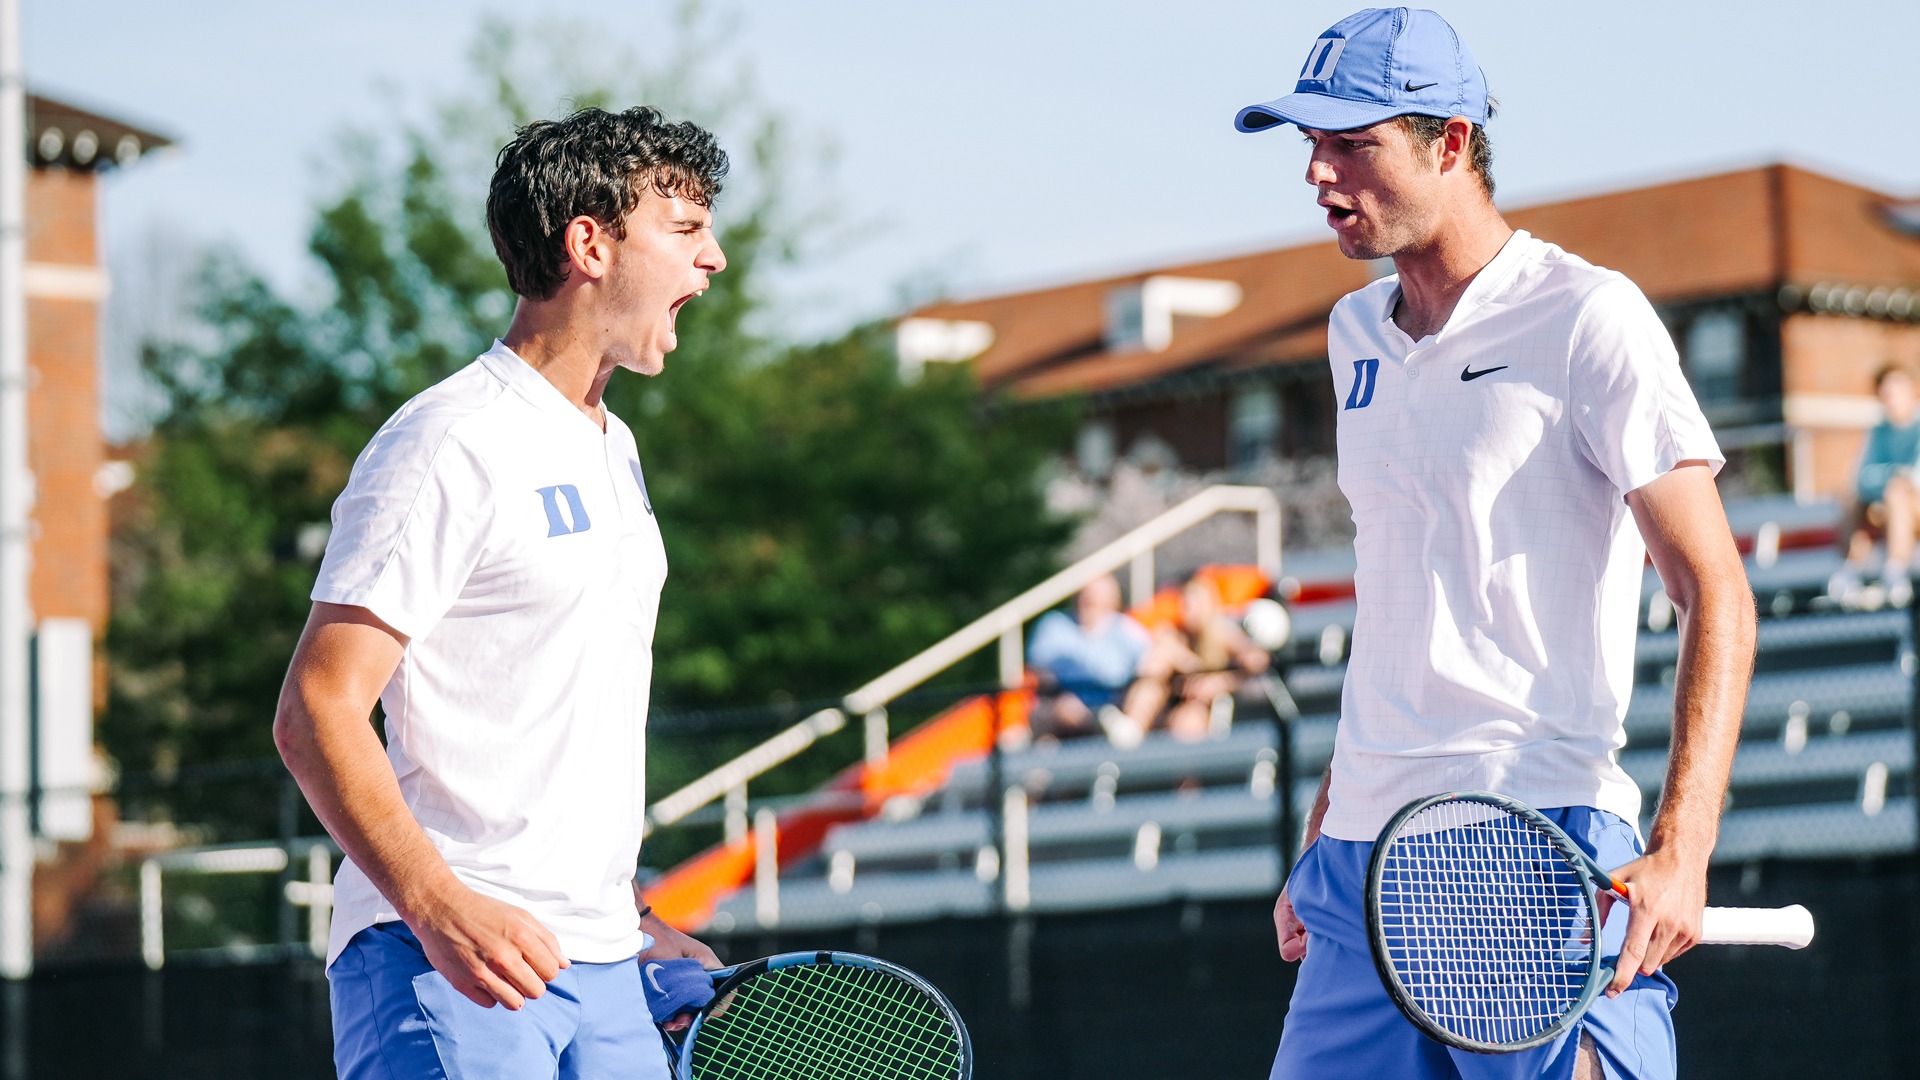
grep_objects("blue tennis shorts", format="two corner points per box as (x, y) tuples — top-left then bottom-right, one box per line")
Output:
(1270, 806), (1680, 1080)
(329, 921), (671, 1080)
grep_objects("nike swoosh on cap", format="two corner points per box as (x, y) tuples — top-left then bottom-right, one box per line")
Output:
(1460, 365), (1508, 381)
(1404, 80), (1439, 92)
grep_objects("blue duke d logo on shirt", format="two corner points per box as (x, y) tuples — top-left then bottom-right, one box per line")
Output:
(1345, 358), (1380, 410)
(536, 484), (592, 537)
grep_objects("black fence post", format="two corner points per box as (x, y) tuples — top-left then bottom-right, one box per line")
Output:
(2, 979), (25, 1080)
(1262, 673), (1302, 880)
(1908, 600), (1920, 854)
(987, 689), (1006, 914)
(1277, 713), (1298, 880)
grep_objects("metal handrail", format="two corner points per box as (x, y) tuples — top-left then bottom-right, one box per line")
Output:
(139, 837), (339, 970)
(643, 707), (847, 834)
(641, 484), (1282, 833)
(845, 484), (1281, 713)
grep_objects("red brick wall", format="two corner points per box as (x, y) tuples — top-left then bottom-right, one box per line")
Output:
(25, 169), (95, 265)
(23, 168), (106, 634)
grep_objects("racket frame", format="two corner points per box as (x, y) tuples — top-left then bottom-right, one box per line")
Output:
(1363, 790), (1615, 1055)
(671, 950), (973, 1080)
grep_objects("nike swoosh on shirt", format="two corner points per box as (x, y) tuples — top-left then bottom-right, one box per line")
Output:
(1460, 365), (1508, 381)
(1404, 80), (1438, 92)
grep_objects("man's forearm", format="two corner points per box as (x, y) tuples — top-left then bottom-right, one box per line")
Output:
(274, 635), (460, 926)
(276, 694), (460, 922)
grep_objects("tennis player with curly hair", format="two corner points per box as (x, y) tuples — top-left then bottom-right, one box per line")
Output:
(276, 105), (728, 1079)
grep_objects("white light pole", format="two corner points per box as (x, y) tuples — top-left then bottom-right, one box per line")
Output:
(0, 0), (35, 980)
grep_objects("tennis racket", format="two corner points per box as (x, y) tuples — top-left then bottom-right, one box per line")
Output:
(1365, 790), (1814, 1054)
(661, 950), (971, 1080)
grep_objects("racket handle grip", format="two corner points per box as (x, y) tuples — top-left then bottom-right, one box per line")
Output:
(1700, 904), (1815, 949)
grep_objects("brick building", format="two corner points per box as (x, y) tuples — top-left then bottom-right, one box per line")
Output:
(25, 93), (167, 655)
(901, 164), (1920, 502)
(16, 93), (167, 945)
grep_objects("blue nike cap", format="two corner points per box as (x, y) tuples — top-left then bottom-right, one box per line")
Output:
(1235, 8), (1489, 134)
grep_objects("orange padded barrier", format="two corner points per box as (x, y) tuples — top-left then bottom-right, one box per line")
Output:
(647, 685), (1035, 930)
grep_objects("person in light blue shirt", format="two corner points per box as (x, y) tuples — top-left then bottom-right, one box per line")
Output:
(1832, 365), (1920, 607)
(1027, 575), (1158, 744)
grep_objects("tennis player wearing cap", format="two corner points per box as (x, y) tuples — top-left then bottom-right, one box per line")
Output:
(275, 107), (725, 1079)
(1236, 9), (1756, 1078)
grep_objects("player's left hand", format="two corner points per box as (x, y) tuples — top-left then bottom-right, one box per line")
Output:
(639, 910), (722, 1031)
(1600, 844), (1708, 996)
(638, 912), (721, 969)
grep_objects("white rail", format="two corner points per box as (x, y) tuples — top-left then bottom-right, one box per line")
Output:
(642, 485), (1281, 833)
(138, 838), (336, 970)
(643, 708), (847, 834)
(845, 484), (1281, 712)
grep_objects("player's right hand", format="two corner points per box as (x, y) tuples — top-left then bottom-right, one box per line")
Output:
(411, 886), (570, 1010)
(1274, 887), (1308, 961)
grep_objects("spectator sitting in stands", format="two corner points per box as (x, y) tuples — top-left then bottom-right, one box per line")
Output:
(1026, 576), (1162, 747)
(1832, 364), (1920, 608)
(1141, 575), (1272, 742)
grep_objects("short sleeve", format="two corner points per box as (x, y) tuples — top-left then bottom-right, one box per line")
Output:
(1026, 611), (1078, 669)
(1569, 277), (1723, 496)
(311, 420), (493, 640)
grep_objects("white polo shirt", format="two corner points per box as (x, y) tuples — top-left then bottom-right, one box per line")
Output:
(312, 341), (668, 966)
(1321, 231), (1722, 843)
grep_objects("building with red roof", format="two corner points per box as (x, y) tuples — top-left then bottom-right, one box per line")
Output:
(903, 164), (1920, 501)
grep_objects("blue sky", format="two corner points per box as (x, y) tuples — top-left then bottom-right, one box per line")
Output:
(24, 0), (1920, 416)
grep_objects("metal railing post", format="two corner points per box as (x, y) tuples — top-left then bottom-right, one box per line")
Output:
(999, 627), (1023, 690)
(753, 808), (780, 929)
(1129, 550), (1155, 607)
(863, 709), (889, 770)
(139, 859), (163, 971)
(1256, 501), (1282, 580)
(306, 844), (332, 960)
(1003, 787), (1031, 912)
(724, 784), (749, 849)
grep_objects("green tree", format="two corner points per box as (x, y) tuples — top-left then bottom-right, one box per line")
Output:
(105, 9), (1071, 836)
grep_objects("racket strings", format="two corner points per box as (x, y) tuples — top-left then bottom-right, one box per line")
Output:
(703, 968), (950, 1080)
(1377, 802), (1596, 1048)
(690, 963), (961, 1080)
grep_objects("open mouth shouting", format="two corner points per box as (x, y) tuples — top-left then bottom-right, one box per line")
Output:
(669, 289), (705, 328)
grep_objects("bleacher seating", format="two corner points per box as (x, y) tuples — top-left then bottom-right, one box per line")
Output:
(700, 504), (1919, 934)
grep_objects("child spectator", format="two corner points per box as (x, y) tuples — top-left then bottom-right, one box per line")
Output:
(1832, 365), (1920, 608)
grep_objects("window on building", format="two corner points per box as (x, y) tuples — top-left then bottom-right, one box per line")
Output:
(1684, 310), (1746, 405)
(1228, 384), (1280, 467)
(1103, 289), (1146, 352)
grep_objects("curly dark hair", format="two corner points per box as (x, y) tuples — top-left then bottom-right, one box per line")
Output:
(1398, 112), (1495, 199)
(486, 106), (729, 301)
